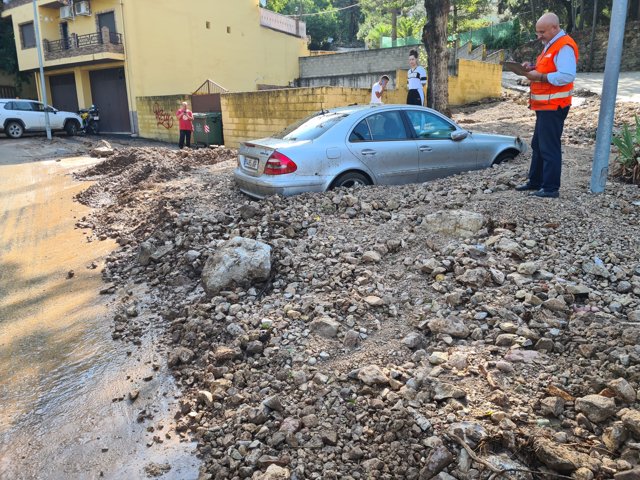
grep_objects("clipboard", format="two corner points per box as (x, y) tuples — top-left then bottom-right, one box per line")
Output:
(502, 61), (529, 76)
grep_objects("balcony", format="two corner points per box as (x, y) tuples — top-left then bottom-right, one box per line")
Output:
(43, 30), (124, 62)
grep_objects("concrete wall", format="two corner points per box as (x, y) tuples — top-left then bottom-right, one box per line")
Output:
(136, 94), (189, 144)
(448, 59), (502, 106)
(219, 59), (502, 149)
(221, 87), (370, 148)
(513, 21), (640, 72)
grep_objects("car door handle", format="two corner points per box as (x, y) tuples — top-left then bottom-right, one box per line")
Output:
(360, 149), (377, 156)
(419, 146), (433, 152)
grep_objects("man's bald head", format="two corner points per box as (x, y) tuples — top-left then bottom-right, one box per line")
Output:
(535, 12), (561, 44)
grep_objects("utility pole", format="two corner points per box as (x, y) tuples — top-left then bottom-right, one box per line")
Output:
(32, 0), (52, 140)
(590, 0), (628, 193)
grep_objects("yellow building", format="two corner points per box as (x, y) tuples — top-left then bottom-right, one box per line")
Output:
(2, 0), (308, 134)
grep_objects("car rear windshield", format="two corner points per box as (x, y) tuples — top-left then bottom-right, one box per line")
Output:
(272, 112), (347, 141)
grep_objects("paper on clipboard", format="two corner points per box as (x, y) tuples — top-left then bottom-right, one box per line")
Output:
(503, 61), (529, 76)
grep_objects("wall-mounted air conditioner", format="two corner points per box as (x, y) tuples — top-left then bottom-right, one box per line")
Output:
(74, 1), (91, 16)
(60, 5), (73, 19)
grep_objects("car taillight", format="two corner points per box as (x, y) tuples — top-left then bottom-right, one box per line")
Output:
(264, 151), (297, 175)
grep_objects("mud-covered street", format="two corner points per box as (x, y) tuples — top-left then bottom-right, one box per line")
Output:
(0, 141), (199, 479)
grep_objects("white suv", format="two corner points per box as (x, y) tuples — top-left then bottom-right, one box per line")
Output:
(0, 98), (83, 138)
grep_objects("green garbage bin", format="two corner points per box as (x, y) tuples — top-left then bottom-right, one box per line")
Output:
(192, 112), (223, 146)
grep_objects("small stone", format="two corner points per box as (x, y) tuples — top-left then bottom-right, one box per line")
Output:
(621, 409), (640, 437)
(517, 261), (538, 275)
(357, 365), (389, 386)
(309, 316), (340, 338)
(575, 395), (616, 423)
(263, 395), (284, 412)
(608, 378), (637, 403)
(362, 251), (382, 263)
(197, 390), (213, 406)
(402, 332), (426, 350)
(540, 396), (565, 417)
(343, 329), (360, 348)
(364, 296), (384, 306)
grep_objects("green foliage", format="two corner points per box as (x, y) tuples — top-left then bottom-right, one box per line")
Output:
(481, 18), (530, 50)
(365, 23), (392, 48)
(397, 16), (424, 38)
(267, 0), (362, 49)
(612, 115), (640, 184)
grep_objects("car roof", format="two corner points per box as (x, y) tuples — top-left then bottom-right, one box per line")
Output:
(328, 103), (446, 117)
(0, 98), (38, 103)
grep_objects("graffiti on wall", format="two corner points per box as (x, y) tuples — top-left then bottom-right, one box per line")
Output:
(153, 102), (174, 129)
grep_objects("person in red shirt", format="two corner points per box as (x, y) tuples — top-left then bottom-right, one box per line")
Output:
(176, 102), (194, 149)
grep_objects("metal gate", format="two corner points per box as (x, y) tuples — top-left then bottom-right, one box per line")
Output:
(89, 67), (131, 133)
(49, 73), (78, 112)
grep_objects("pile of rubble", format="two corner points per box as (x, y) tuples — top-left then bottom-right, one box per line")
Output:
(78, 99), (640, 480)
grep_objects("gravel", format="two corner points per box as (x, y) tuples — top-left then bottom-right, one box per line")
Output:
(77, 95), (640, 480)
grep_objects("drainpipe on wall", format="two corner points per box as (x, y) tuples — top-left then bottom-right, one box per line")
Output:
(120, 0), (138, 136)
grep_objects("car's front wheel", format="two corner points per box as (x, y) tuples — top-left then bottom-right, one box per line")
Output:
(493, 151), (517, 165)
(65, 120), (79, 136)
(331, 171), (372, 189)
(5, 121), (24, 139)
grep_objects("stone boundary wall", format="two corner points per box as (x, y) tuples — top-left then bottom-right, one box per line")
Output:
(298, 43), (503, 89)
(512, 21), (640, 72)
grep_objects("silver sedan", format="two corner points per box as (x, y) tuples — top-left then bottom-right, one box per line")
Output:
(233, 104), (527, 199)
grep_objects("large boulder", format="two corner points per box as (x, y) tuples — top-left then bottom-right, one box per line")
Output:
(201, 237), (271, 295)
(421, 210), (486, 238)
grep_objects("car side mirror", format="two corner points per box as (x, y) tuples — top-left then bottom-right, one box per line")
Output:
(45, 107), (57, 113)
(451, 130), (468, 141)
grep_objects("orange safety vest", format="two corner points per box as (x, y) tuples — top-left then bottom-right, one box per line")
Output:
(529, 34), (579, 111)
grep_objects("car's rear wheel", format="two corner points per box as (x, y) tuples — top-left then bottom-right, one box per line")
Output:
(493, 151), (517, 165)
(6, 121), (24, 139)
(65, 120), (79, 136)
(331, 171), (372, 189)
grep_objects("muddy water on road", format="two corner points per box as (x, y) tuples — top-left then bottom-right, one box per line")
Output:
(0, 156), (199, 479)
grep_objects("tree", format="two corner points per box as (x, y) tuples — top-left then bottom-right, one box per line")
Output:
(358, 0), (420, 45)
(423, 0), (450, 114)
(267, 0), (341, 50)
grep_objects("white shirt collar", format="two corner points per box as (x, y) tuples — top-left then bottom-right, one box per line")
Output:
(544, 29), (566, 52)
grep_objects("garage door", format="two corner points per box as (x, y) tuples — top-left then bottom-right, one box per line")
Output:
(49, 74), (78, 113)
(89, 68), (131, 133)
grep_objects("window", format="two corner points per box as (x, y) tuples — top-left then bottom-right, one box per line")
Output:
(273, 111), (347, 141)
(13, 101), (35, 111)
(365, 111), (409, 141)
(31, 103), (46, 112)
(349, 119), (372, 142)
(20, 22), (36, 49)
(406, 110), (455, 140)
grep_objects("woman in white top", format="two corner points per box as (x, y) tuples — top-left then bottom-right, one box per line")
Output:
(406, 49), (427, 106)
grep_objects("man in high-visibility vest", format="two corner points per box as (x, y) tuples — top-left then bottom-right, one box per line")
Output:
(515, 13), (578, 198)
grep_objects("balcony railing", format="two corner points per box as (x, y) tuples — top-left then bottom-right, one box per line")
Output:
(44, 31), (124, 61)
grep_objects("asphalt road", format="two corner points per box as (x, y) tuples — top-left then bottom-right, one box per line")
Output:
(502, 71), (640, 103)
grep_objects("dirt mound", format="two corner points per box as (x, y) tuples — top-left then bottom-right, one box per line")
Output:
(81, 99), (640, 479)
(74, 146), (236, 236)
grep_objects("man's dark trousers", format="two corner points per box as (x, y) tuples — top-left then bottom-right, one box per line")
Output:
(179, 129), (191, 149)
(528, 106), (570, 193)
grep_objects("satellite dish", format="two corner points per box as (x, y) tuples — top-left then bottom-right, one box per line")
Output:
(259, 0), (266, 6)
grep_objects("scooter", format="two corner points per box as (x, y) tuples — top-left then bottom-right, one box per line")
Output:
(79, 105), (100, 135)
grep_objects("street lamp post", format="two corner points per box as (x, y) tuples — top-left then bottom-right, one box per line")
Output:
(32, 0), (52, 140)
(590, 0), (628, 193)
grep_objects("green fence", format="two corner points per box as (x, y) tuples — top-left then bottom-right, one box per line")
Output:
(452, 20), (535, 47)
(380, 36), (422, 48)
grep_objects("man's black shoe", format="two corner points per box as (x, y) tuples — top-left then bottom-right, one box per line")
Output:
(515, 183), (540, 191)
(530, 189), (559, 198)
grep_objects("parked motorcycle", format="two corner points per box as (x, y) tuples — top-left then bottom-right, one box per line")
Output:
(78, 105), (100, 135)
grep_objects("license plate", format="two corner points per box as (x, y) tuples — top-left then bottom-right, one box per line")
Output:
(244, 157), (259, 169)
(92, 116), (99, 120)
